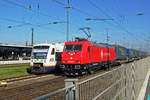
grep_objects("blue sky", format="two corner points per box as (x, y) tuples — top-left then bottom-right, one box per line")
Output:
(0, 0), (150, 50)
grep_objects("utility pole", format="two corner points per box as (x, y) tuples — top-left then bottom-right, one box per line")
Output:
(106, 28), (109, 46)
(106, 28), (110, 69)
(31, 28), (34, 46)
(64, 0), (71, 41)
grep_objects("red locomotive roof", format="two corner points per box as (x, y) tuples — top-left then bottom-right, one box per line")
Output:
(65, 41), (114, 49)
(65, 41), (91, 45)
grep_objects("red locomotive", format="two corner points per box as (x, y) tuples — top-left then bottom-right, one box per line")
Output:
(61, 38), (116, 76)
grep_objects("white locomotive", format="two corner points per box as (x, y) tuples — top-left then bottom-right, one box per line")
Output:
(27, 43), (64, 74)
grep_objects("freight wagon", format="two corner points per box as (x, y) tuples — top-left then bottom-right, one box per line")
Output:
(114, 45), (129, 60)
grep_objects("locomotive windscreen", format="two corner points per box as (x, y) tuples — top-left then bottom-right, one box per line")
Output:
(64, 44), (82, 52)
(33, 46), (49, 49)
(33, 52), (47, 59)
(32, 46), (49, 59)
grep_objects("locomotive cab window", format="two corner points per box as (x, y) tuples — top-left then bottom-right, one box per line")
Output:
(33, 52), (47, 59)
(74, 45), (82, 52)
(32, 46), (49, 59)
(64, 44), (82, 52)
(33, 46), (49, 49)
(51, 48), (55, 55)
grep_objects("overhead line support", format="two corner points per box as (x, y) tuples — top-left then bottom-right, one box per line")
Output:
(64, 0), (72, 41)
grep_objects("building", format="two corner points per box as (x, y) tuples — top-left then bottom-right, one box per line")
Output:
(0, 44), (32, 60)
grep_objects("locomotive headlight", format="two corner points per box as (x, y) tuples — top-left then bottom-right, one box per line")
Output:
(76, 60), (80, 63)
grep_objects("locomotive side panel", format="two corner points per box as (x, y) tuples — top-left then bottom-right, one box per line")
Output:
(82, 44), (92, 64)
(90, 46), (101, 63)
(89, 45), (116, 63)
(108, 46), (116, 61)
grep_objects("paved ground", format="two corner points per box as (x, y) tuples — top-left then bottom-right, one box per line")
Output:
(144, 76), (150, 100)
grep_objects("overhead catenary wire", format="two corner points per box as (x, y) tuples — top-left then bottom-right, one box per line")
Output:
(52, 0), (145, 47)
(87, 0), (148, 44)
(52, 0), (120, 41)
(51, 1), (131, 35)
(4, 0), (84, 40)
(0, 17), (65, 37)
(89, 0), (148, 47)
(52, 0), (128, 39)
(95, 0), (150, 41)
(1, 0), (148, 48)
(2, 0), (62, 21)
(5, 0), (147, 44)
(52, 0), (98, 18)
(51, 0), (128, 47)
(52, 0), (88, 29)
(88, 0), (149, 42)
(97, 0), (127, 25)
(0, 0), (68, 35)
(88, 0), (131, 34)
(0, 17), (31, 24)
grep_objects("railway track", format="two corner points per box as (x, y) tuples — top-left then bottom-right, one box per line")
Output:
(0, 74), (56, 87)
(0, 74), (62, 91)
(0, 75), (37, 82)
(0, 76), (66, 100)
(0, 65), (122, 100)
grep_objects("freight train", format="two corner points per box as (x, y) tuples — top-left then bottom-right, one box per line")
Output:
(27, 43), (64, 74)
(60, 38), (146, 76)
(27, 38), (146, 75)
